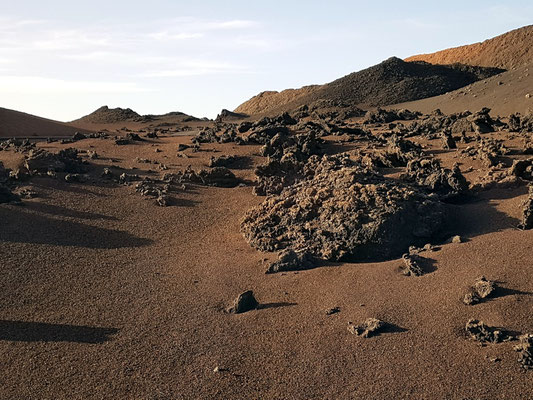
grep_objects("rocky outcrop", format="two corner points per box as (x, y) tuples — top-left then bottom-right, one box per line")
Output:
(242, 155), (446, 261)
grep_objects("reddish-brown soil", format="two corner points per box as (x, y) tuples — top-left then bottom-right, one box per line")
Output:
(1, 118), (532, 399)
(396, 63), (533, 116)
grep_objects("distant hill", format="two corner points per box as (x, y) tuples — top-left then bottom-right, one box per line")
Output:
(71, 106), (203, 130)
(0, 107), (92, 138)
(235, 57), (503, 115)
(71, 106), (142, 124)
(405, 25), (532, 70)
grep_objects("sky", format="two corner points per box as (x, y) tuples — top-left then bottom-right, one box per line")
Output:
(0, 1), (532, 121)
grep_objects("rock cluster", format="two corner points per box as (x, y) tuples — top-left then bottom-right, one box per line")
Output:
(168, 166), (240, 188)
(406, 108), (502, 138)
(364, 108), (420, 124)
(514, 334), (533, 370)
(460, 137), (509, 167)
(24, 148), (85, 175)
(242, 155), (446, 261)
(508, 113), (533, 133)
(403, 159), (469, 198)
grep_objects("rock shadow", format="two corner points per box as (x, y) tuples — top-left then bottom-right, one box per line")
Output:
(0, 320), (118, 344)
(26, 202), (118, 221)
(0, 206), (153, 249)
(442, 197), (521, 240)
(256, 302), (298, 310)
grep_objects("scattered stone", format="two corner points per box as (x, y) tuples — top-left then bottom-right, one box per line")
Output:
(226, 290), (259, 314)
(441, 130), (457, 149)
(177, 144), (190, 152)
(126, 133), (143, 141)
(325, 307), (340, 316)
(25, 148), (85, 174)
(156, 195), (171, 207)
(401, 254), (424, 276)
(463, 276), (496, 305)
(347, 318), (385, 338)
(451, 235), (463, 243)
(465, 319), (512, 343)
(514, 334), (533, 370)
(508, 113), (533, 133)
(508, 159), (533, 181)
(119, 173), (141, 184)
(16, 188), (38, 199)
(87, 150), (98, 159)
(175, 166), (240, 188)
(72, 132), (87, 141)
(209, 155), (240, 168)
(266, 249), (315, 274)
(364, 108), (420, 124)
(403, 159), (469, 198)
(115, 138), (131, 145)
(101, 168), (114, 179)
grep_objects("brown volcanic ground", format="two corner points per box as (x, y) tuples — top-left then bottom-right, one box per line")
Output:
(1, 111), (533, 399)
(0, 108), (93, 138)
(396, 63), (533, 116)
(406, 25), (533, 70)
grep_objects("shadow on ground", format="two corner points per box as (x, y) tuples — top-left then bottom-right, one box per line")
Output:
(0, 205), (153, 249)
(0, 320), (118, 344)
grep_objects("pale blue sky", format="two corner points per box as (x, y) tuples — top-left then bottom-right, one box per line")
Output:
(0, 1), (531, 121)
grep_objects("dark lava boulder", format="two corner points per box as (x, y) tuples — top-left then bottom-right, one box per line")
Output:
(266, 249), (315, 274)
(402, 159), (469, 198)
(226, 290), (259, 314)
(241, 155), (446, 261)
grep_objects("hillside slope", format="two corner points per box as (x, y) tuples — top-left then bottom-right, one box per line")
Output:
(395, 63), (532, 116)
(235, 57), (503, 115)
(0, 107), (92, 138)
(235, 86), (320, 115)
(406, 25), (533, 69)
